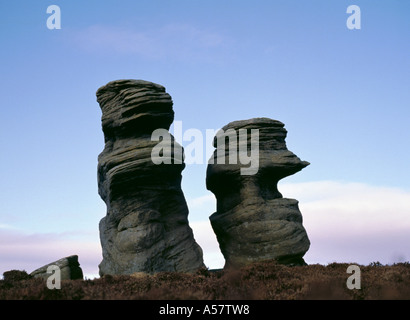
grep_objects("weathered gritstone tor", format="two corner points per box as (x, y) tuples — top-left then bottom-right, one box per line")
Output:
(96, 80), (204, 275)
(206, 118), (310, 267)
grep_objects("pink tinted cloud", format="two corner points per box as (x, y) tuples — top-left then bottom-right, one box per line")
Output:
(0, 229), (101, 278)
(192, 181), (410, 267)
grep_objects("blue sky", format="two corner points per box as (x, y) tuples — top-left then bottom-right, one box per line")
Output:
(1, 1), (410, 278)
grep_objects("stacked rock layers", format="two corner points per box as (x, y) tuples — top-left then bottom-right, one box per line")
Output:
(97, 80), (204, 275)
(206, 118), (310, 267)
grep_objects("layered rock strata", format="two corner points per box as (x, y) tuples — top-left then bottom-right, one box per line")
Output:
(97, 79), (204, 275)
(206, 118), (310, 267)
(30, 255), (83, 280)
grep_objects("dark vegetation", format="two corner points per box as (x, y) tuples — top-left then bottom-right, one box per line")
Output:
(1, 260), (410, 300)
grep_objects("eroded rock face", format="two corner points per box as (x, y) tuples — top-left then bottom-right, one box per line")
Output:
(97, 79), (204, 275)
(206, 118), (310, 267)
(30, 255), (83, 280)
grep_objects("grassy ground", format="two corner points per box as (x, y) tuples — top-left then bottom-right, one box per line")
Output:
(1, 260), (410, 300)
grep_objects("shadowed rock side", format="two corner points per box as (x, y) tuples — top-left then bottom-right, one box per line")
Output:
(206, 118), (310, 268)
(96, 79), (204, 275)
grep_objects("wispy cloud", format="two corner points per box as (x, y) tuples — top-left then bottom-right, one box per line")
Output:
(187, 194), (215, 210)
(0, 223), (18, 230)
(279, 181), (410, 236)
(190, 220), (223, 269)
(279, 181), (410, 264)
(0, 229), (101, 279)
(70, 23), (230, 62)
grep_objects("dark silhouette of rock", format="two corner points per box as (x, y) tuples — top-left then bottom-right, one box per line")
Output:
(96, 79), (204, 275)
(206, 118), (310, 268)
(30, 255), (83, 280)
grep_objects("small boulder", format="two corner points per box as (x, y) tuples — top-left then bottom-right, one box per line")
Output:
(30, 255), (83, 280)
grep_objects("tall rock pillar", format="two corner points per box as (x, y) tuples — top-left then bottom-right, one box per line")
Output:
(96, 79), (204, 275)
(206, 118), (310, 267)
